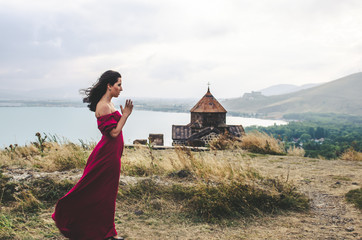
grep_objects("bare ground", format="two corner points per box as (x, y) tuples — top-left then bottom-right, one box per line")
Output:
(226, 155), (362, 240)
(112, 156), (361, 240)
(5, 155), (362, 239)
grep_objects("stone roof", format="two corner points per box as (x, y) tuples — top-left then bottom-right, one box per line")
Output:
(190, 87), (227, 113)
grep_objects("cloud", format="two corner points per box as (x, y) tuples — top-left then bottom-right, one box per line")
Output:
(0, 0), (362, 98)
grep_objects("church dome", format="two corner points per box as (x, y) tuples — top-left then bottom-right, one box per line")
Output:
(190, 87), (227, 113)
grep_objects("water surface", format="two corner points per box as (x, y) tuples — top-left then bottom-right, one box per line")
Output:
(0, 107), (287, 147)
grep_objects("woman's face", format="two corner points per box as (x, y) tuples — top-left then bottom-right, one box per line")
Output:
(109, 78), (123, 97)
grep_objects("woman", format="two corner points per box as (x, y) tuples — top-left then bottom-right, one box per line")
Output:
(52, 70), (133, 240)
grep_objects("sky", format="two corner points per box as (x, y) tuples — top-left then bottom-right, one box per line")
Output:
(0, 0), (361, 100)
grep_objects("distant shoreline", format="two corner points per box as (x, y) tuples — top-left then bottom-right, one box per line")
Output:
(0, 101), (274, 120)
(0, 99), (85, 108)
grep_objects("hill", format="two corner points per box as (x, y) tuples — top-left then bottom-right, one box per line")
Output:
(1, 143), (361, 239)
(259, 83), (321, 96)
(222, 72), (362, 118)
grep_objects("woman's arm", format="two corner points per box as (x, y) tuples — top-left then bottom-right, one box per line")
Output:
(109, 99), (133, 138)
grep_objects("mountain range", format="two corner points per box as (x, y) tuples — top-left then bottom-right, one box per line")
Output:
(258, 83), (321, 96)
(222, 72), (362, 118)
(1, 72), (361, 118)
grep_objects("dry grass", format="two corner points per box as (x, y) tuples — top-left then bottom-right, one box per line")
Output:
(340, 148), (362, 161)
(287, 145), (306, 157)
(0, 142), (89, 171)
(208, 134), (242, 150)
(240, 131), (285, 155)
(1, 141), (253, 183)
(208, 131), (285, 156)
(121, 145), (269, 184)
(2, 137), (361, 239)
(0, 138), (313, 239)
(0, 130), (285, 174)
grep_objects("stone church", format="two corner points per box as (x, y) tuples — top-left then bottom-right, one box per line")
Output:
(172, 87), (245, 146)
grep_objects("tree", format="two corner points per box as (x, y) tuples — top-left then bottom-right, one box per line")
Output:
(308, 127), (315, 138)
(300, 133), (312, 142)
(315, 127), (325, 139)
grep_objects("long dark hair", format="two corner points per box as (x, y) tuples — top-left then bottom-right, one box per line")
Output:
(80, 70), (121, 112)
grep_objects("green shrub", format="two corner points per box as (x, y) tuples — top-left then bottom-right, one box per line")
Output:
(31, 177), (74, 203)
(345, 188), (362, 210)
(14, 190), (43, 213)
(126, 165), (152, 177)
(189, 181), (308, 222)
(120, 178), (309, 223)
(1, 174), (74, 207)
(0, 214), (15, 239)
(121, 179), (160, 199)
(0, 171), (19, 203)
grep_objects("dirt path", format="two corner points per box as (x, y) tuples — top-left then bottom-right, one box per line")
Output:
(240, 155), (362, 240)
(251, 188), (361, 240)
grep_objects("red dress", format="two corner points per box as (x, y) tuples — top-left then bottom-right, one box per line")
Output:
(52, 111), (124, 240)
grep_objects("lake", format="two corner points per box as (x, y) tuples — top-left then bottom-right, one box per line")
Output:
(0, 107), (287, 147)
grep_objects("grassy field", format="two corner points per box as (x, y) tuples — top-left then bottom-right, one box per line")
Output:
(0, 136), (361, 239)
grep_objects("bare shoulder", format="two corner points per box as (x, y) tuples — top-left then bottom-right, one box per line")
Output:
(95, 102), (112, 117)
(110, 102), (117, 111)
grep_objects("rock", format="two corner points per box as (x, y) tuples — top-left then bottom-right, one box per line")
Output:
(168, 169), (192, 178)
(345, 226), (354, 232)
(177, 169), (191, 178)
(352, 232), (358, 238)
(119, 180), (127, 186)
(134, 210), (144, 216)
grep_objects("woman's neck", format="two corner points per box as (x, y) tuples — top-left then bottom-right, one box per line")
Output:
(101, 92), (113, 103)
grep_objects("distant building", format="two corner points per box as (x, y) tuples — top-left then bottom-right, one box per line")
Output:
(172, 87), (244, 146)
(133, 139), (148, 145)
(242, 91), (265, 100)
(149, 134), (164, 146)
